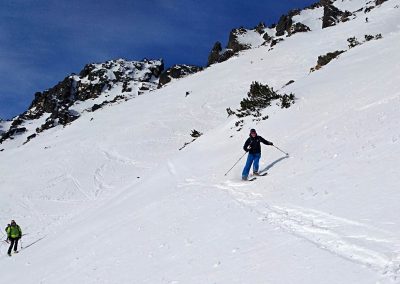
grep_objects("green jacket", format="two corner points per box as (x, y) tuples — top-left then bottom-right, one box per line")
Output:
(6, 225), (22, 238)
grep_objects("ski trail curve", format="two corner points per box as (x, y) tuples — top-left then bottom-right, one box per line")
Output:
(179, 178), (400, 281)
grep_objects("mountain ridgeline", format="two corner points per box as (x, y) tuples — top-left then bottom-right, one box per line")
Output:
(0, 0), (390, 148)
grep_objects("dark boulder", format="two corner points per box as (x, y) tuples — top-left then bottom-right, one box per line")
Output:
(376, 0), (387, 5)
(263, 32), (273, 42)
(24, 133), (37, 144)
(317, 50), (346, 66)
(91, 104), (102, 112)
(290, 22), (311, 35)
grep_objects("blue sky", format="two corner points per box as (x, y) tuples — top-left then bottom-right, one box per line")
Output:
(0, 0), (316, 119)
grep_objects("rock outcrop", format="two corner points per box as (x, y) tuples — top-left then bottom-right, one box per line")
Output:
(207, 27), (255, 66)
(1, 58), (164, 144)
(321, 0), (353, 29)
(158, 65), (203, 87)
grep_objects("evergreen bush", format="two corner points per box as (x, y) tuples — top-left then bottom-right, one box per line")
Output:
(227, 81), (296, 120)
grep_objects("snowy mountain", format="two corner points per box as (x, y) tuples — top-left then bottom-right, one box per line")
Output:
(1, 0), (400, 283)
(0, 59), (202, 149)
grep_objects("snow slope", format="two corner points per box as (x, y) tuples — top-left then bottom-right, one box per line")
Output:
(1, 0), (400, 283)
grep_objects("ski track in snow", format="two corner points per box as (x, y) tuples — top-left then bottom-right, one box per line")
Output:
(179, 178), (400, 281)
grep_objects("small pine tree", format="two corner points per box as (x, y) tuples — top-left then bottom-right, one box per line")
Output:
(235, 81), (295, 117)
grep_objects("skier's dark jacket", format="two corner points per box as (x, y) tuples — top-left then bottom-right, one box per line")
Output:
(243, 135), (273, 154)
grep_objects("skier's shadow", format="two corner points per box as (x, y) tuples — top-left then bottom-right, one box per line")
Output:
(261, 155), (289, 172)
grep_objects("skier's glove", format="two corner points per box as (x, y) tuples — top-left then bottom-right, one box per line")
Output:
(269, 142), (274, 146)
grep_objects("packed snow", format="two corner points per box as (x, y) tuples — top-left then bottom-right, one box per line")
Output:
(1, 0), (400, 283)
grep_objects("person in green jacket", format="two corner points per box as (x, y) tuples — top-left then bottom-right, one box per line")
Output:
(6, 220), (22, 256)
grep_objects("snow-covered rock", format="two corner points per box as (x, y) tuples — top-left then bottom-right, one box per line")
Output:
(0, 59), (164, 146)
(158, 64), (203, 87)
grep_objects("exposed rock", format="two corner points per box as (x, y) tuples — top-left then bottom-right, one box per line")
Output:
(24, 133), (37, 144)
(207, 40), (236, 66)
(11, 117), (24, 128)
(317, 50), (346, 66)
(290, 22), (311, 35)
(341, 10), (353, 22)
(364, 6), (375, 13)
(190, 129), (203, 138)
(255, 22), (266, 34)
(0, 127), (27, 144)
(91, 104), (102, 112)
(36, 118), (56, 133)
(207, 27), (259, 66)
(158, 65), (203, 87)
(376, 0), (388, 5)
(306, 2), (323, 9)
(1, 58), (164, 144)
(320, 0), (332, 6)
(283, 80), (295, 88)
(320, 0), (353, 29)
(322, 3), (345, 28)
(227, 27), (251, 52)
(270, 38), (284, 47)
(276, 15), (293, 36)
(263, 32), (273, 42)
(207, 42), (223, 66)
(23, 77), (75, 121)
(275, 9), (301, 36)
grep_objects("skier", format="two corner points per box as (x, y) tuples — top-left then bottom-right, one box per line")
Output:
(242, 129), (273, 180)
(6, 220), (22, 256)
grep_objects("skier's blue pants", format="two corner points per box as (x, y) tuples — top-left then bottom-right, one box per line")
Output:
(242, 153), (261, 179)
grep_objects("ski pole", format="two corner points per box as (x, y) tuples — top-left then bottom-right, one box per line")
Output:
(224, 151), (247, 176)
(273, 145), (289, 156)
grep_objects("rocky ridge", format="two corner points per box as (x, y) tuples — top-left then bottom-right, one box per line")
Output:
(1, 0), (391, 147)
(206, 0), (385, 66)
(0, 58), (204, 146)
(1, 59), (162, 144)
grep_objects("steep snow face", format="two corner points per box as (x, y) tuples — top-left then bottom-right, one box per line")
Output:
(335, 0), (372, 12)
(235, 29), (266, 48)
(1, 0), (400, 283)
(292, 6), (324, 31)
